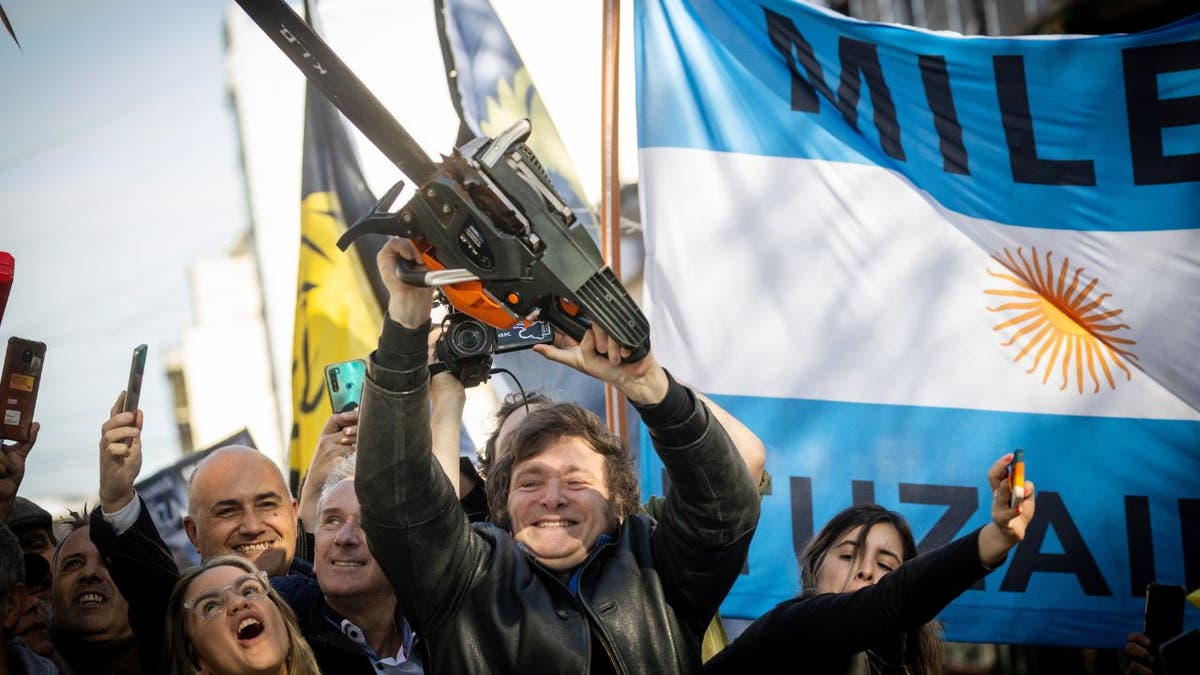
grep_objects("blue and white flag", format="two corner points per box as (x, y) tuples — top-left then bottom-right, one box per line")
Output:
(636, 0), (1200, 647)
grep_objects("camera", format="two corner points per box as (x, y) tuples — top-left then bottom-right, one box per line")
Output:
(21, 348), (33, 364)
(435, 311), (554, 388)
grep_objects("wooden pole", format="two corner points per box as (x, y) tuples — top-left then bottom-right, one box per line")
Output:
(600, 0), (628, 441)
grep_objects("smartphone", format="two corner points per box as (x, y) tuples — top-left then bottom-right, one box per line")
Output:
(1008, 448), (1026, 509)
(324, 359), (367, 413)
(1145, 582), (1186, 669)
(123, 344), (148, 414)
(494, 320), (554, 353)
(1, 337), (47, 442)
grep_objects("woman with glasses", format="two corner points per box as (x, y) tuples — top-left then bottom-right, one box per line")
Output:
(705, 454), (1035, 674)
(164, 556), (319, 675)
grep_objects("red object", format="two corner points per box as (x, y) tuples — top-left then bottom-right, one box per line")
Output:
(0, 252), (13, 327)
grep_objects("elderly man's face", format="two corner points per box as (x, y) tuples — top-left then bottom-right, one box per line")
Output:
(51, 527), (134, 643)
(506, 436), (617, 572)
(183, 448), (298, 576)
(314, 480), (393, 602)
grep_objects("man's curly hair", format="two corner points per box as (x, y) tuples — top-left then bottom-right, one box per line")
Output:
(485, 403), (641, 528)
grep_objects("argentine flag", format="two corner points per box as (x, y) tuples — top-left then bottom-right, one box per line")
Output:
(636, 0), (1200, 647)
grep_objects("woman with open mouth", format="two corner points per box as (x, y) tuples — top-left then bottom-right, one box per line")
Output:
(164, 556), (319, 675)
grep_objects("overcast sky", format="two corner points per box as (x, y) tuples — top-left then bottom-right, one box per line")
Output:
(1, 1), (248, 502)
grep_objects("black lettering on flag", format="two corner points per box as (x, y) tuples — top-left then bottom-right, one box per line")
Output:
(899, 483), (985, 590)
(994, 55), (1097, 186)
(764, 8), (835, 113)
(837, 37), (906, 160)
(791, 476), (814, 559)
(1000, 491), (1111, 596)
(1125, 495), (1156, 597)
(919, 54), (970, 175)
(851, 479), (875, 505)
(1123, 41), (1200, 185)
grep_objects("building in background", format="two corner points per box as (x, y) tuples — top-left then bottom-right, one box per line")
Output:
(167, 236), (282, 465)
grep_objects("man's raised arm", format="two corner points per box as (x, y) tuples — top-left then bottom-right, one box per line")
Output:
(355, 237), (484, 633)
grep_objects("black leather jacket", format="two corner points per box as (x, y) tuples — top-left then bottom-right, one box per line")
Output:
(355, 319), (760, 674)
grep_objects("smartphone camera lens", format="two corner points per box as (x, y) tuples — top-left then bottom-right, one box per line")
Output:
(329, 368), (340, 392)
(20, 349), (32, 364)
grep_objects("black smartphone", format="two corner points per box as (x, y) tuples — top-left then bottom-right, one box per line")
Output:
(324, 359), (367, 413)
(123, 344), (148, 414)
(494, 320), (554, 353)
(1, 337), (47, 442)
(1145, 582), (1186, 672)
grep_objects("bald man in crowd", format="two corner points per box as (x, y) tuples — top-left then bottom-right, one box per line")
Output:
(87, 391), (308, 671)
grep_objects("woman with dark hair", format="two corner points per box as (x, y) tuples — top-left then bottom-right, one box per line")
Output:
(705, 453), (1034, 674)
(164, 556), (319, 675)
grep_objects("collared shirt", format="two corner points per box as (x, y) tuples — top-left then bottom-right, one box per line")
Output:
(322, 605), (420, 674)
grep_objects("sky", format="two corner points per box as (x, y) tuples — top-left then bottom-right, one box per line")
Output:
(1, 1), (248, 502)
(0, 0), (638, 504)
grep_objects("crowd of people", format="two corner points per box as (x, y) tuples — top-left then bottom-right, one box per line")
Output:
(0, 237), (1164, 674)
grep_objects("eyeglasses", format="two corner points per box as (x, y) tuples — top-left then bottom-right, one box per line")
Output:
(182, 571), (270, 622)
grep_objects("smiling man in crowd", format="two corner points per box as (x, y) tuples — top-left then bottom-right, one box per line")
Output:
(86, 393), (309, 672)
(50, 515), (139, 674)
(275, 455), (422, 673)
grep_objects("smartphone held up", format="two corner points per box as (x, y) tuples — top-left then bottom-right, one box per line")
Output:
(1, 337), (46, 442)
(325, 359), (367, 413)
(1007, 448), (1026, 510)
(123, 344), (148, 414)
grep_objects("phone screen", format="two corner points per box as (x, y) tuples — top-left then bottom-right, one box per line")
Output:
(325, 359), (367, 413)
(123, 344), (148, 414)
(1, 337), (47, 442)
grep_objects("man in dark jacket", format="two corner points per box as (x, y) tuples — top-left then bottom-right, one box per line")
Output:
(275, 456), (422, 673)
(355, 239), (761, 674)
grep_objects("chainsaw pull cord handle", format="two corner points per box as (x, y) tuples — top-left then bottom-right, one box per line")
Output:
(337, 180), (410, 252)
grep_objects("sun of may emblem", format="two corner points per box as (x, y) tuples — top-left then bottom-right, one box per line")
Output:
(985, 247), (1137, 393)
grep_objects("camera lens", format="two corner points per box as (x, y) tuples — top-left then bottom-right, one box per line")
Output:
(449, 321), (490, 357)
(20, 349), (32, 363)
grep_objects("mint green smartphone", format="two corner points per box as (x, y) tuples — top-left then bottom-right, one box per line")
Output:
(324, 359), (367, 413)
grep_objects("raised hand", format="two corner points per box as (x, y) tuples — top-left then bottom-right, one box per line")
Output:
(298, 409), (359, 528)
(99, 391), (144, 513)
(533, 323), (669, 406)
(0, 421), (39, 522)
(377, 236), (435, 329)
(977, 452), (1036, 567)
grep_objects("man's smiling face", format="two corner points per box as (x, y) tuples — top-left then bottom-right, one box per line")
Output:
(51, 526), (134, 643)
(506, 435), (617, 573)
(183, 446), (298, 576)
(313, 479), (392, 601)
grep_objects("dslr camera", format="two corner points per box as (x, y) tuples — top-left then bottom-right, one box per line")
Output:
(436, 311), (554, 388)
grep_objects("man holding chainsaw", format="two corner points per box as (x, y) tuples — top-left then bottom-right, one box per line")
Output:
(355, 237), (760, 673)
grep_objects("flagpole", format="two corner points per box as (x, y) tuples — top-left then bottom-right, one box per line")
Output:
(601, 0), (628, 442)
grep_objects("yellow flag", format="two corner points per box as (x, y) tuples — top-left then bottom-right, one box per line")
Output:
(288, 82), (383, 491)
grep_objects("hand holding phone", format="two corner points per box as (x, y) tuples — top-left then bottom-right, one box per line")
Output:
(1, 337), (46, 442)
(123, 344), (148, 414)
(1007, 448), (1026, 510)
